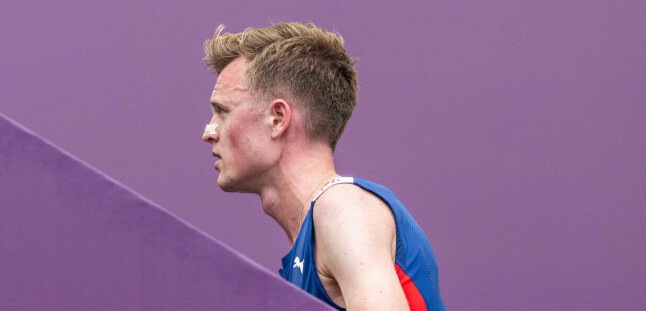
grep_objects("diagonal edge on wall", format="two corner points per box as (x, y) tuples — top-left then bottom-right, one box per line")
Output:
(0, 112), (333, 310)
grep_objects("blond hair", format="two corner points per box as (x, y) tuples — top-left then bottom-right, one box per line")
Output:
(203, 22), (358, 151)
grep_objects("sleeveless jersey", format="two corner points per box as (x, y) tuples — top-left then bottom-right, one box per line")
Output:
(279, 177), (445, 310)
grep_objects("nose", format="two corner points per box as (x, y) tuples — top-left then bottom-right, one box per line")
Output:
(202, 123), (219, 143)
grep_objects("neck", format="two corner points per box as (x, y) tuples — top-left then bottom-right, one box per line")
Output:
(258, 143), (338, 246)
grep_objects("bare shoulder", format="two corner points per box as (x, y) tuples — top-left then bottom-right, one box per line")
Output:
(312, 183), (395, 227)
(312, 184), (406, 309)
(312, 183), (397, 272)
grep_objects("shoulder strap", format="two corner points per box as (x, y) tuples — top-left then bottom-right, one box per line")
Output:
(311, 177), (355, 202)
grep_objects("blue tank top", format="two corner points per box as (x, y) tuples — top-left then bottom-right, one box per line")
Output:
(278, 177), (445, 310)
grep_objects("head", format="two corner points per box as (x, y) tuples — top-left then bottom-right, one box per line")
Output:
(202, 22), (358, 192)
(203, 22), (358, 151)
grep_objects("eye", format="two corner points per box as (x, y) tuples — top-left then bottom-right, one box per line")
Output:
(211, 104), (223, 114)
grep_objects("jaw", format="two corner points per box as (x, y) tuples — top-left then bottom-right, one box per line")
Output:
(217, 169), (267, 194)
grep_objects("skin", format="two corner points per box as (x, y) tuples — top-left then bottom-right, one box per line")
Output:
(202, 57), (409, 310)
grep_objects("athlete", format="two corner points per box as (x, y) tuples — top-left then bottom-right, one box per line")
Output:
(201, 22), (445, 310)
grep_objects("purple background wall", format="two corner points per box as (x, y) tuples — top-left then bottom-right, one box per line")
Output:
(0, 114), (332, 310)
(1, 0), (644, 310)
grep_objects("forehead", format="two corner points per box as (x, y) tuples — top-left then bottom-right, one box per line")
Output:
(211, 57), (250, 105)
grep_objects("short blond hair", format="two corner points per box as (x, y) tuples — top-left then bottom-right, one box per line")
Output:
(203, 22), (358, 151)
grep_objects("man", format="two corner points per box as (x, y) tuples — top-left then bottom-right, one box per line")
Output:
(201, 22), (445, 310)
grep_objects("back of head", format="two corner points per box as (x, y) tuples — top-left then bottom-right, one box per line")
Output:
(203, 22), (358, 152)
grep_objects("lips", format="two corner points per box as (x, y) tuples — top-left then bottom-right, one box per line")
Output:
(212, 152), (221, 170)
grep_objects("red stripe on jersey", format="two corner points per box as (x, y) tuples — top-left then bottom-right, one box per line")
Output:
(395, 263), (427, 311)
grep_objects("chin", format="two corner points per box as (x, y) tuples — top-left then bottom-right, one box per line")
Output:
(218, 183), (238, 193)
(216, 177), (234, 192)
(217, 175), (258, 194)
(217, 175), (242, 193)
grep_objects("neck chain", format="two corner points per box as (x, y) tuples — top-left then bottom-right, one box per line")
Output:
(299, 173), (335, 225)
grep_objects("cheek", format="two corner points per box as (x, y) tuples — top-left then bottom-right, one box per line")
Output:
(226, 113), (266, 160)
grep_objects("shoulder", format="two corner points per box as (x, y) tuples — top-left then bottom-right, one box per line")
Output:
(311, 183), (408, 309)
(312, 183), (395, 235)
(312, 183), (397, 273)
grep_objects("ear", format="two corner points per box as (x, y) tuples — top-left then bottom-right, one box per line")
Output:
(269, 99), (291, 139)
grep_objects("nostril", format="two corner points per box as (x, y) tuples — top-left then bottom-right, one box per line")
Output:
(203, 123), (219, 142)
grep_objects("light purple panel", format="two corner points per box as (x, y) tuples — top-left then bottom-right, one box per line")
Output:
(1, 0), (645, 310)
(0, 114), (332, 310)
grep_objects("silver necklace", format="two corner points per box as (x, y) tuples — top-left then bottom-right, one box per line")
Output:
(299, 173), (335, 225)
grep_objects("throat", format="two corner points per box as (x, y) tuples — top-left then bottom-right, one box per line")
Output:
(260, 188), (305, 246)
(259, 171), (338, 246)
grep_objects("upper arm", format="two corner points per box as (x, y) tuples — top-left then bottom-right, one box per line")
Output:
(313, 185), (409, 311)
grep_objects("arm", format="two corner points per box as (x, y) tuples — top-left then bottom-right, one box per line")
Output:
(313, 185), (409, 311)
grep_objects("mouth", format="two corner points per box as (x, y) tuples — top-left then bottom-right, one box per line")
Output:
(212, 152), (221, 170)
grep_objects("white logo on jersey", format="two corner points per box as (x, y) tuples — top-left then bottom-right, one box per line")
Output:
(293, 257), (304, 274)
